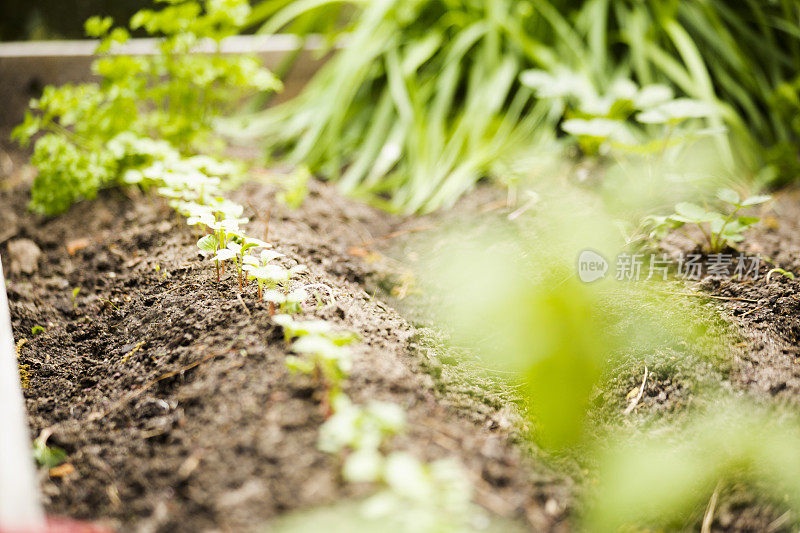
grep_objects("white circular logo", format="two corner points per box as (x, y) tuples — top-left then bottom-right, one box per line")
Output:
(577, 249), (608, 283)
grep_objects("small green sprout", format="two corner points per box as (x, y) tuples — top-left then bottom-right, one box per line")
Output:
(273, 314), (359, 345)
(197, 234), (221, 282)
(243, 249), (289, 301)
(766, 267), (795, 283)
(33, 435), (67, 468)
(226, 234), (271, 289)
(260, 288), (308, 314)
(154, 263), (162, 280)
(283, 288), (308, 314)
(646, 189), (770, 252)
(286, 335), (354, 403)
(71, 287), (81, 308)
(277, 165), (311, 210)
(317, 393), (406, 483)
(365, 453), (476, 529)
(31, 325), (45, 335)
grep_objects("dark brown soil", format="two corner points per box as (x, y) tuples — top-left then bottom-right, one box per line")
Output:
(6, 135), (800, 532)
(1, 151), (569, 532)
(656, 190), (800, 402)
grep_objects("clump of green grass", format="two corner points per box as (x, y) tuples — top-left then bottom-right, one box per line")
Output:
(242, 0), (799, 211)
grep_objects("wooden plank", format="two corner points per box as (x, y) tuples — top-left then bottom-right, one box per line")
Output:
(0, 35), (329, 128)
(0, 258), (45, 530)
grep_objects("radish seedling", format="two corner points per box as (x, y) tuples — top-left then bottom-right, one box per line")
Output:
(226, 234), (271, 289)
(283, 288), (308, 314)
(197, 234), (221, 282)
(12, 0), (279, 215)
(317, 393), (406, 483)
(243, 250), (289, 301)
(260, 288), (308, 314)
(318, 393), (405, 454)
(273, 314), (359, 345)
(285, 334), (353, 410)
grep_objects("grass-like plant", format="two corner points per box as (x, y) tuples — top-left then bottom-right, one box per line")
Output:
(240, 0), (800, 211)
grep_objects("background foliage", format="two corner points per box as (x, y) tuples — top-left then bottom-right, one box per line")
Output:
(244, 0), (800, 212)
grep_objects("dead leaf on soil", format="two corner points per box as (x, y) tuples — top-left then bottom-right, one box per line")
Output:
(348, 246), (369, 257)
(66, 238), (91, 256)
(123, 257), (144, 268)
(49, 463), (76, 478)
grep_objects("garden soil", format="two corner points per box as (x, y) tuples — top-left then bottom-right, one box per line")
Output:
(4, 142), (800, 532)
(1, 149), (568, 533)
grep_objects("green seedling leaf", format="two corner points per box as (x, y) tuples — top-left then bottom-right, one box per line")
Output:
(286, 288), (308, 304)
(274, 314), (333, 336)
(737, 216), (760, 227)
(260, 249), (285, 263)
(274, 314), (360, 345)
(243, 264), (289, 284)
(672, 202), (716, 223)
(261, 289), (287, 304)
(285, 355), (316, 375)
(740, 195), (771, 206)
(31, 325), (45, 335)
(214, 249), (237, 262)
(187, 213), (215, 227)
(636, 98), (718, 124)
(383, 452), (432, 500)
(343, 448), (384, 483)
(292, 335), (348, 360)
(33, 437), (67, 468)
(241, 238), (270, 252)
(633, 84), (674, 109)
(561, 118), (621, 139)
(197, 234), (218, 256)
(318, 395), (406, 455)
(716, 188), (740, 205)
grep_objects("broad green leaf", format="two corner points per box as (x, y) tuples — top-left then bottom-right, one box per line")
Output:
(197, 234), (218, 255)
(562, 118), (621, 139)
(285, 355), (315, 375)
(214, 249), (237, 261)
(262, 289), (287, 304)
(737, 216), (760, 226)
(716, 188), (740, 205)
(33, 438), (67, 468)
(634, 84), (674, 109)
(740, 195), (770, 206)
(674, 202), (711, 222)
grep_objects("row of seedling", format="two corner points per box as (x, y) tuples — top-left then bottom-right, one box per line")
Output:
(140, 155), (477, 531)
(275, 313), (481, 530)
